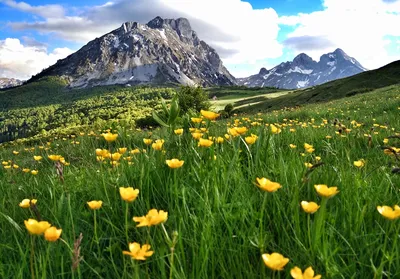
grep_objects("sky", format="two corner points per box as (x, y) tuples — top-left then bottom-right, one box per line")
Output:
(0, 0), (400, 80)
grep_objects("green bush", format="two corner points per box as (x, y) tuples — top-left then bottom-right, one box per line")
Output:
(177, 86), (210, 114)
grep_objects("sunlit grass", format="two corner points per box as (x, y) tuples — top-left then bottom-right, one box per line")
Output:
(0, 86), (399, 278)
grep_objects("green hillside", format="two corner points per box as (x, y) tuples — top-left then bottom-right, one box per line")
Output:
(0, 84), (399, 278)
(0, 77), (176, 142)
(236, 60), (400, 113)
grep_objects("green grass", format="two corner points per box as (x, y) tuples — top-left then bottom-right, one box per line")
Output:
(237, 60), (400, 113)
(0, 85), (399, 278)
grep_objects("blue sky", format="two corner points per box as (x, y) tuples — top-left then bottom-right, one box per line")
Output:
(0, 0), (399, 79)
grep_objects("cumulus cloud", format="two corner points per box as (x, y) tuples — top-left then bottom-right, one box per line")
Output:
(6, 0), (283, 77)
(279, 0), (400, 69)
(1, 0), (65, 18)
(0, 38), (73, 80)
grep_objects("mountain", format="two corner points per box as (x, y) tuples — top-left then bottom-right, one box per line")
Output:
(0, 78), (23, 89)
(238, 48), (367, 89)
(29, 16), (236, 88)
(236, 59), (400, 113)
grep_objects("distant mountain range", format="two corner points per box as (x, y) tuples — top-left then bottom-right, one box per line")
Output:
(0, 78), (23, 89)
(238, 48), (367, 89)
(29, 16), (235, 88)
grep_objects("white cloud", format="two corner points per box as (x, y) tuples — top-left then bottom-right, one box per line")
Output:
(2, 0), (65, 18)
(279, 0), (400, 69)
(6, 0), (284, 78)
(0, 38), (73, 80)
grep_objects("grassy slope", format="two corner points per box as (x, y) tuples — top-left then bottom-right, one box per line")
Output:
(236, 60), (400, 113)
(0, 85), (399, 278)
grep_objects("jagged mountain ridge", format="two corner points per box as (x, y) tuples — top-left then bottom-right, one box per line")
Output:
(238, 48), (367, 89)
(0, 78), (23, 89)
(29, 16), (236, 88)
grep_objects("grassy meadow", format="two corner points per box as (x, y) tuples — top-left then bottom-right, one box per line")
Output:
(0, 85), (399, 278)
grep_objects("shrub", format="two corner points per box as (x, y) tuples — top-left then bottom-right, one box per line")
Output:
(177, 86), (210, 114)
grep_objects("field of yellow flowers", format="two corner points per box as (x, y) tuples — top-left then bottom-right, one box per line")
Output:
(0, 86), (399, 278)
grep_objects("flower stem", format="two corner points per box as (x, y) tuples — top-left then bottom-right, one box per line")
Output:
(30, 236), (35, 279)
(125, 203), (129, 243)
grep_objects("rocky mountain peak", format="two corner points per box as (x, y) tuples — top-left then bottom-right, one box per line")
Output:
(238, 48), (366, 89)
(259, 67), (269, 75)
(28, 17), (235, 88)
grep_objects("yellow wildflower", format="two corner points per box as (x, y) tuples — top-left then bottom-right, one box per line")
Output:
(255, 177), (282, 192)
(166, 159), (185, 169)
(291, 266), (322, 279)
(133, 209), (168, 227)
(300, 201), (320, 214)
(377, 205), (400, 220)
(87, 200), (103, 210)
(44, 227), (62, 242)
(123, 242), (154, 261)
(314, 184), (339, 198)
(200, 110), (220, 120)
(119, 187), (139, 202)
(24, 219), (51, 235)
(262, 253), (289, 271)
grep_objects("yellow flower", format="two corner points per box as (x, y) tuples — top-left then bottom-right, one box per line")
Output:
(270, 124), (281, 134)
(118, 148), (127, 154)
(301, 201), (320, 214)
(325, 136), (332, 139)
(102, 132), (118, 143)
(33, 156), (43, 161)
(377, 205), (400, 220)
(2, 161), (9, 166)
(314, 184), (339, 198)
(315, 156), (321, 161)
(304, 163), (313, 168)
(152, 139), (165, 151)
(198, 138), (213, 147)
(4, 165), (11, 169)
(13, 164), (19, 169)
(200, 110), (220, 120)
(123, 242), (154, 261)
(383, 138), (389, 144)
(304, 143), (315, 153)
(44, 227), (62, 242)
(255, 177), (282, 192)
(13, 151), (19, 155)
(289, 144), (297, 149)
(353, 160), (365, 168)
(245, 134), (258, 145)
(133, 209), (168, 227)
(262, 253), (289, 271)
(109, 152), (122, 161)
(130, 149), (141, 155)
(235, 127), (248, 135)
(291, 266), (322, 279)
(23, 168), (30, 173)
(96, 149), (109, 157)
(174, 128), (184, 135)
(191, 117), (203, 123)
(143, 138), (153, 145)
(119, 187), (139, 202)
(87, 200), (103, 210)
(19, 199), (37, 208)
(24, 219), (51, 235)
(166, 159), (185, 169)
(215, 136), (224, 144)
(191, 132), (203, 140)
(31, 170), (39, 175)
(48, 155), (62, 161)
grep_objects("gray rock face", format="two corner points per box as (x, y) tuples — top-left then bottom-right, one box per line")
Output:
(0, 78), (23, 89)
(30, 17), (236, 88)
(238, 48), (367, 89)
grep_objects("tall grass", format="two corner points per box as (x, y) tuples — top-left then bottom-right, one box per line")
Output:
(0, 86), (399, 278)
